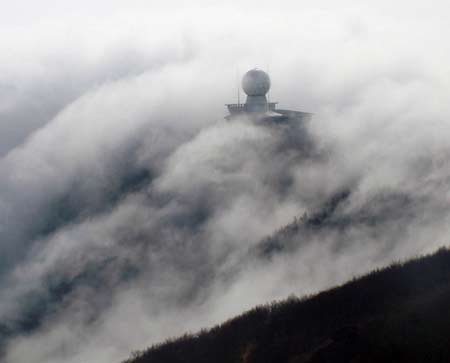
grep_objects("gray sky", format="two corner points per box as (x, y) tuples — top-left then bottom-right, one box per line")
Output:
(2, 1), (450, 362)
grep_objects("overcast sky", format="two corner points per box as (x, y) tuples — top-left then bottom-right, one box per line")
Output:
(2, 1), (450, 363)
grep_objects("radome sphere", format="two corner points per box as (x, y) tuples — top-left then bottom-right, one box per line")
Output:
(242, 69), (271, 96)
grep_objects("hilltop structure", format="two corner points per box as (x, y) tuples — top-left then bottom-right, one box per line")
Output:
(225, 69), (312, 123)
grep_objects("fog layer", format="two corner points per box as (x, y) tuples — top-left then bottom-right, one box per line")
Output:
(2, 1), (450, 362)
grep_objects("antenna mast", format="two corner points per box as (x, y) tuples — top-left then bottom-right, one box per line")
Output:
(236, 68), (241, 106)
(267, 63), (270, 104)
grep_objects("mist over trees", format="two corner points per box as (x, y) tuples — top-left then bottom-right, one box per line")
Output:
(124, 248), (450, 363)
(2, 1), (450, 362)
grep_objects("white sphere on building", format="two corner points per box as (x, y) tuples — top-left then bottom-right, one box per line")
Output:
(242, 69), (271, 96)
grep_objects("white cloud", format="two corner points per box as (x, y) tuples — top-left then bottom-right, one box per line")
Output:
(3, 1), (450, 362)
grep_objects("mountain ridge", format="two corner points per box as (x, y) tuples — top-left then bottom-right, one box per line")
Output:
(122, 247), (450, 363)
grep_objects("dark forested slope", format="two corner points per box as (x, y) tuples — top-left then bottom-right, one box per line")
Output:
(123, 247), (450, 363)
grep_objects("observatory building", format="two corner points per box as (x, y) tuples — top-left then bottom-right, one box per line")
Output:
(225, 69), (312, 123)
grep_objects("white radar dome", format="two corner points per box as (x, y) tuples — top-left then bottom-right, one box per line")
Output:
(242, 69), (271, 96)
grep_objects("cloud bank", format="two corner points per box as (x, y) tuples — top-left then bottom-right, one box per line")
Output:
(2, 1), (450, 362)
